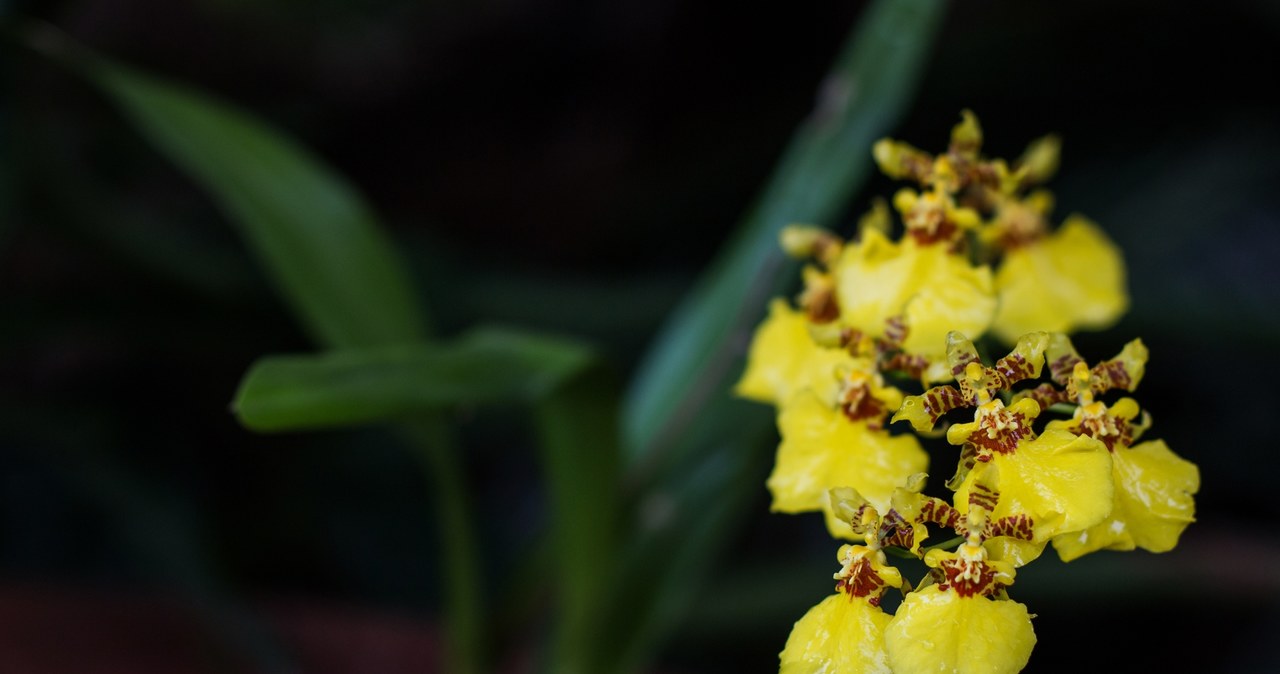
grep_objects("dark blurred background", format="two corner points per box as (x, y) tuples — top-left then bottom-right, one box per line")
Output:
(3, 0), (1279, 672)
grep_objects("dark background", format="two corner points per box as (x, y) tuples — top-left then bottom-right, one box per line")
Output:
(3, 0), (1279, 672)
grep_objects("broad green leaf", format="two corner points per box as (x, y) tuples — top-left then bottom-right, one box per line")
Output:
(61, 35), (428, 349)
(622, 0), (949, 467)
(233, 326), (595, 431)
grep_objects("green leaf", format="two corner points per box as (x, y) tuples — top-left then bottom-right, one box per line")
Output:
(34, 26), (428, 349)
(233, 326), (595, 431)
(621, 0), (950, 468)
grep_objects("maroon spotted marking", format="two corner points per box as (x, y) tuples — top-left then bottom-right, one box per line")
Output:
(1092, 359), (1134, 394)
(993, 353), (1036, 386)
(899, 153), (934, 185)
(1076, 413), (1133, 452)
(880, 351), (929, 381)
(955, 377), (983, 406)
(936, 556), (1001, 598)
(996, 227), (1045, 251)
(967, 484), (999, 513)
(920, 497), (963, 531)
(907, 217), (961, 247)
(950, 352), (981, 378)
(883, 316), (908, 346)
(973, 162), (1001, 188)
(841, 383), (890, 429)
(967, 408), (1033, 457)
(991, 203), (1050, 251)
(804, 285), (840, 324)
(843, 502), (876, 533)
(946, 445), (981, 492)
(948, 140), (981, 161)
(879, 509), (916, 549)
(951, 156), (1003, 196)
(1049, 353), (1082, 386)
(1018, 383), (1069, 411)
(921, 385), (968, 426)
(837, 555), (887, 599)
(986, 514), (1035, 541)
(839, 327), (863, 351)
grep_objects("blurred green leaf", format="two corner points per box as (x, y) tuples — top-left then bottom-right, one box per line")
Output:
(622, 0), (949, 469)
(233, 326), (595, 431)
(27, 23), (428, 349)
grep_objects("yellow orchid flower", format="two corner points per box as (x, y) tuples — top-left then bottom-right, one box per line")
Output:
(1053, 436), (1199, 561)
(873, 108), (1129, 346)
(1017, 332), (1148, 410)
(991, 213), (1129, 344)
(780, 592), (892, 674)
(780, 544), (903, 674)
(884, 542), (1036, 674)
(829, 477), (933, 555)
(892, 186), (981, 248)
(1010, 333), (1197, 561)
(942, 391), (1113, 565)
(735, 298), (851, 406)
(833, 230), (996, 382)
(872, 109), (1015, 198)
(1046, 399), (1200, 561)
(884, 474), (1038, 674)
(893, 331), (1050, 434)
(893, 332), (1113, 564)
(770, 390), (928, 539)
(949, 427), (1114, 566)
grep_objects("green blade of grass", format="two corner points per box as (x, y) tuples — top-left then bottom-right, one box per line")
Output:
(621, 0), (949, 471)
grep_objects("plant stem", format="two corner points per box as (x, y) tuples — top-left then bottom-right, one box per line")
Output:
(402, 419), (485, 674)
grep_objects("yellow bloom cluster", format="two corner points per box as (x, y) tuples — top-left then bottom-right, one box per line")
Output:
(737, 112), (1200, 674)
